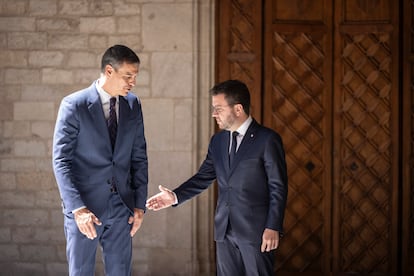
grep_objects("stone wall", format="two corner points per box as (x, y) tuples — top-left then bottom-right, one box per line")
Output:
(0, 0), (215, 275)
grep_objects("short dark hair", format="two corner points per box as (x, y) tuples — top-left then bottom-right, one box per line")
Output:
(101, 45), (140, 72)
(210, 79), (251, 115)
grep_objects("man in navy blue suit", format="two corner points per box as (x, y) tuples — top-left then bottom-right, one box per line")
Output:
(146, 79), (288, 276)
(53, 45), (148, 276)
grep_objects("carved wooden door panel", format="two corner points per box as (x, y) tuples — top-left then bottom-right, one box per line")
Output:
(331, 1), (399, 274)
(216, 0), (401, 275)
(263, 1), (334, 274)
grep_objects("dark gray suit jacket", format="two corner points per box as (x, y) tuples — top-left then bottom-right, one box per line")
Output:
(52, 82), (148, 217)
(174, 119), (288, 243)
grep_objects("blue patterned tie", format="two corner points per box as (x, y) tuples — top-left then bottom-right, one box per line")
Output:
(108, 97), (117, 150)
(229, 131), (239, 166)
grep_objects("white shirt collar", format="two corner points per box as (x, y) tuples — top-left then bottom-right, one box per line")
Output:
(234, 116), (253, 137)
(96, 78), (117, 104)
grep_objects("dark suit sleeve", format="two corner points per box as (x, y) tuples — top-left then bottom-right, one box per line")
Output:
(173, 139), (217, 205)
(52, 96), (85, 213)
(264, 132), (288, 232)
(130, 98), (148, 211)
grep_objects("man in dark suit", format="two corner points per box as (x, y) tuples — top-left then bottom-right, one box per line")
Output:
(146, 79), (288, 276)
(53, 45), (148, 276)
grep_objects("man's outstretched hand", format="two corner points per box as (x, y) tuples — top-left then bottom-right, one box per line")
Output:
(146, 185), (176, 211)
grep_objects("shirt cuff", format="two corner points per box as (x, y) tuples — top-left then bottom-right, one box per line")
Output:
(173, 192), (178, 205)
(71, 206), (86, 214)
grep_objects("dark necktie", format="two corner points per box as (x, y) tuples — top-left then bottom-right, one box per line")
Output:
(108, 97), (117, 150)
(229, 131), (239, 166)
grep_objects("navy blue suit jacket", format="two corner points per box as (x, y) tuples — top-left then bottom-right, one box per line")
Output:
(174, 119), (287, 243)
(52, 82), (148, 217)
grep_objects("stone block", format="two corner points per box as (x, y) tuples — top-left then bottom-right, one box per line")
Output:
(142, 3), (192, 51)
(114, 1), (141, 15)
(14, 140), (47, 157)
(88, 35), (108, 49)
(12, 226), (65, 243)
(0, 227), (11, 242)
(0, 32), (6, 48)
(0, 172), (17, 190)
(151, 52), (193, 98)
(0, 103), (13, 120)
(48, 34), (88, 49)
(14, 102), (55, 121)
(8, 32), (48, 49)
(15, 172), (57, 191)
(74, 69), (100, 85)
(50, 210), (64, 227)
(118, 16), (141, 34)
(89, 0), (114, 16)
(67, 51), (99, 68)
(140, 99), (174, 151)
(136, 52), (149, 69)
(136, 68), (149, 86)
(0, 84), (21, 101)
(108, 35), (142, 49)
(0, 50), (28, 67)
(174, 98), (193, 151)
(46, 262), (68, 276)
(2, 209), (49, 226)
(21, 84), (69, 102)
(80, 17), (116, 33)
(0, 17), (35, 32)
(29, 0), (57, 16)
(36, 189), (61, 208)
(3, 121), (31, 138)
(34, 157), (55, 172)
(20, 245), (58, 262)
(31, 121), (54, 139)
(58, 0), (89, 16)
(5, 68), (40, 84)
(28, 51), (65, 67)
(0, 244), (20, 261)
(134, 86), (150, 98)
(147, 151), (192, 190)
(135, 211), (168, 248)
(147, 247), (192, 276)
(12, 263), (46, 276)
(36, 18), (79, 32)
(42, 68), (74, 84)
(0, 138), (12, 156)
(0, 191), (36, 207)
(0, 158), (36, 172)
(0, 0), (27, 15)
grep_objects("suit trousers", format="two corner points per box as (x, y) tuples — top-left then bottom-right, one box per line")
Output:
(216, 223), (275, 276)
(64, 193), (133, 276)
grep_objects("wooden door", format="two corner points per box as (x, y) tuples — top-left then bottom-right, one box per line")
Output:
(216, 0), (403, 275)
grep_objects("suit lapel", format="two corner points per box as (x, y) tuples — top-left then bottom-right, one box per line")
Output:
(229, 120), (259, 173)
(116, 96), (133, 151)
(222, 131), (232, 172)
(87, 86), (111, 149)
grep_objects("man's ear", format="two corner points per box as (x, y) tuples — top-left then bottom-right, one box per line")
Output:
(235, 103), (244, 116)
(105, 64), (113, 77)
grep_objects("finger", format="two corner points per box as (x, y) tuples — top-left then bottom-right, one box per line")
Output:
(86, 222), (98, 239)
(261, 241), (266, 253)
(130, 223), (138, 237)
(274, 239), (279, 250)
(130, 219), (142, 237)
(92, 215), (102, 226)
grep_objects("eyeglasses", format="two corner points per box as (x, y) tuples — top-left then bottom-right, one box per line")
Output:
(212, 105), (232, 114)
